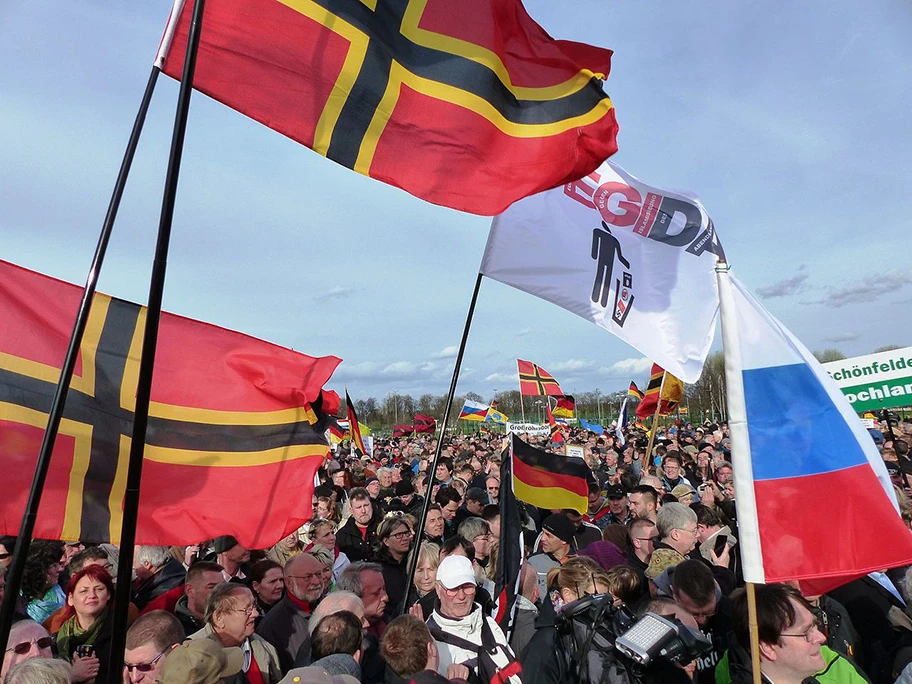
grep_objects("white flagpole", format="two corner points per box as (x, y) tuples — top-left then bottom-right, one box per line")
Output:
(715, 261), (763, 684)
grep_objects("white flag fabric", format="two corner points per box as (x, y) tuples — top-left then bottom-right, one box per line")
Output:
(481, 160), (724, 383)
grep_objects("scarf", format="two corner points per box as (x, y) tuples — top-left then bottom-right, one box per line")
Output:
(56, 607), (109, 662)
(286, 592), (313, 614)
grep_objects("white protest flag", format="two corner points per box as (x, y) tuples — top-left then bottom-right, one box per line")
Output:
(481, 160), (725, 383)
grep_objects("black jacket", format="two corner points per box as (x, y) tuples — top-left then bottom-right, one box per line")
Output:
(132, 557), (186, 610)
(256, 595), (311, 673)
(336, 517), (378, 562)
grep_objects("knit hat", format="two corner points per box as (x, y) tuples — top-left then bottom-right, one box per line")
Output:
(578, 541), (628, 571)
(395, 480), (415, 496)
(365, 477), (379, 486)
(542, 514), (575, 546)
(158, 638), (243, 684)
(645, 547), (686, 580)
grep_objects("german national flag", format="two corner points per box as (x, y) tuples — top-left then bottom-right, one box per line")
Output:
(552, 395), (575, 418)
(345, 390), (367, 456)
(635, 363), (684, 421)
(511, 434), (588, 513)
(517, 359), (564, 396)
(157, 0), (619, 216)
(0, 260), (339, 547)
(628, 381), (645, 400)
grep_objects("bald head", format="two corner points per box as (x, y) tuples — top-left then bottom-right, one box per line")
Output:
(284, 553), (325, 603)
(309, 590), (367, 634)
(520, 562), (539, 601)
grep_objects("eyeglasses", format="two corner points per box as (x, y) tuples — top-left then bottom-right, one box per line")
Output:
(634, 537), (656, 544)
(0, 553), (10, 560)
(473, 534), (493, 542)
(124, 646), (170, 672)
(6, 637), (54, 655)
(781, 625), (821, 643)
(228, 604), (258, 617)
(287, 572), (322, 584)
(675, 527), (698, 537)
(390, 529), (414, 540)
(442, 584), (476, 597)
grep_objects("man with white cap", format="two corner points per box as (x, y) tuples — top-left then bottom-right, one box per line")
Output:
(425, 555), (522, 684)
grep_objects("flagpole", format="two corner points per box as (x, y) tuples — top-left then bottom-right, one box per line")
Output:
(105, 1), (207, 680)
(644, 373), (667, 474)
(0, 66), (161, 653)
(746, 582), (763, 684)
(401, 272), (484, 615)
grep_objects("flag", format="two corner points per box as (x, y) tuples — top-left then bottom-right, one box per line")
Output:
(345, 390), (368, 456)
(628, 381), (644, 400)
(615, 396), (628, 446)
(482, 160), (724, 382)
(459, 400), (490, 421)
(494, 449), (524, 635)
(0, 260), (339, 547)
(414, 414), (437, 433)
(718, 271), (912, 594)
(678, 406), (689, 415)
(546, 403), (565, 444)
(328, 418), (345, 444)
(485, 407), (509, 425)
(552, 395), (576, 418)
(517, 359), (564, 396)
(579, 418), (604, 435)
(155, 0), (619, 217)
(392, 425), (414, 438)
(635, 364), (684, 421)
(510, 434), (588, 513)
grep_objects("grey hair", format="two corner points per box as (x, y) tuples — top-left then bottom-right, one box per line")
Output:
(656, 502), (698, 539)
(135, 545), (173, 569)
(204, 582), (252, 625)
(377, 467), (391, 477)
(4, 658), (72, 684)
(308, 591), (364, 635)
(457, 517), (490, 542)
(336, 562), (383, 597)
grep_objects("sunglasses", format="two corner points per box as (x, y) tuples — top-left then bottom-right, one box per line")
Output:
(124, 646), (170, 672)
(0, 553), (10, 560)
(7, 637), (53, 655)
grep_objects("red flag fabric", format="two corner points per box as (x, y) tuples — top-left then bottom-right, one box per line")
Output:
(345, 390), (368, 456)
(517, 359), (564, 396)
(634, 363), (684, 421)
(547, 403), (565, 444)
(155, 0), (618, 216)
(392, 425), (415, 438)
(0, 260), (339, 547)
(414, 414), (437, 434)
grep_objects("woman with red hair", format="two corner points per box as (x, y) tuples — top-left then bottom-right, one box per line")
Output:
(51, 564), (114, 683)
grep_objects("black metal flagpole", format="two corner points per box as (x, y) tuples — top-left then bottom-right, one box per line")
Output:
(105, 0), (207, 679)
(400, 272), (484, 615)
(0, 65), (160, 653)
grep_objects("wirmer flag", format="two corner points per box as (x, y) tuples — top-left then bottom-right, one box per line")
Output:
(459, 400), (490, 422)
(345, 390), (368, 456)
(510, 434), (588, 514)
(517, 359), (564, 396)
(718, 269), (912, 594)
(483, 160), (725, 382)
(546, 403), (565, 444)
(635, 363), (684, 421)
(414, 414), (437, 433)
(155, 0), (619, 216)
(0, 260), (339, 547)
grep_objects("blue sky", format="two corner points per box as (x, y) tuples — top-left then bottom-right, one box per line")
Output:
(2, 0), (911, 403)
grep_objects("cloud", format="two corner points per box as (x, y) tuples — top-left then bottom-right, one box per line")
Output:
(757, 266), (809, 298)
(816, 272), (912, 308)
(598, 357), (653, 378)
(823, 332), (860, 343)
(549, 359), (598, 373)
(485, 372), (516, 384)
(515, 327), (533, 337)
(333, 360), (445, 383)
(314, 286), (355, 302)
(431, 345), (459, 359)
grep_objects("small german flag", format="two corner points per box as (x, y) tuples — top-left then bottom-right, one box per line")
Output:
(517, 359), (564, 396)
(635, 364), (684, 421)
(511, 434), (588, 513)
(628, 381), (644, 400)
(345, 390), (368, 456)
(552, 395), (575, 418)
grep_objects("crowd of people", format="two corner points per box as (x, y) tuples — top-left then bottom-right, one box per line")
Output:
(2, 418), (912, 684)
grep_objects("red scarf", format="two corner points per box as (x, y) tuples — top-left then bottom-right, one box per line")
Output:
(286, 592), (313, 614)
(246, 651), (265, 684)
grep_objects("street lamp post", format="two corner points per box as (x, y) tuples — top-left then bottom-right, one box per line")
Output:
(595, 389), (602, 423)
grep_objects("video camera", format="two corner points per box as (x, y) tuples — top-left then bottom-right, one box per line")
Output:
(555, 593), (711, 684)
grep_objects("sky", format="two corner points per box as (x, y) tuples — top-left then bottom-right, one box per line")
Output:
(2, 0), (911, 405)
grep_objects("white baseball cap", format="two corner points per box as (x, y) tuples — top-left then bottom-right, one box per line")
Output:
(436, 555), (476, 589)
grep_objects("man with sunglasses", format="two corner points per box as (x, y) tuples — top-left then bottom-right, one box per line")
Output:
(123, 610), (185, 683)
(1, 619), (54, 680)
(426, 555), (521, 684)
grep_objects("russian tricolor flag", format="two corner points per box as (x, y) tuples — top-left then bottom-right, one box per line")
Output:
(459, 400), (490, 421)
(718, 269), (912, 594)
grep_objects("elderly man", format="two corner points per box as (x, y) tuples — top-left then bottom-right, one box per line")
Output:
(257, 552), (327, 672)
(1, 620), (54, 680)
(646, 503), (699, 581)
(730, 584), (827, 684)
(132, 546), (187, 610)
(123, 610), (185, 684)
(336, 562), (389, 638)
(426, 555), (521, 684)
